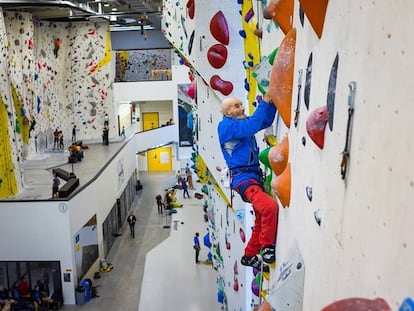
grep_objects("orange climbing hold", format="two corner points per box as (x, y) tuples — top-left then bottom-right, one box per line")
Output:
(298, 0), (328, 38)
(271, 163), (291, 208)
(268, 134), (289, 176)
(268, 28), (296, 128)
(306, 105), (328, 149)
(265, 0), (294, 34)
(257, 300), (273, 311)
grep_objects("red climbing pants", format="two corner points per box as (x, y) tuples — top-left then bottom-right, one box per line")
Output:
(242, 184), (279, 257)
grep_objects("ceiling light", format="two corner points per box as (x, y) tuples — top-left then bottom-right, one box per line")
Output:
(104, 3), (110, 7)
(111, 8), (118, 11)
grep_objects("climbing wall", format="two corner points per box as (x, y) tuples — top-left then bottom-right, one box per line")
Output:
(0, 10), (113, 197)
(0, 9), (22, 197)
(164, 0), (414, 310)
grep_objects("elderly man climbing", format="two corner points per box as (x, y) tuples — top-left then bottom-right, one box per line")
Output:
(217, 93), (279, 269)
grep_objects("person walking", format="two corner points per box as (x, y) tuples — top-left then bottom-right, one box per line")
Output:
(193, 232), (200, 264)
(52, 173), (60, 199)
(155, 194), (164, 214)
(127, 211), (137, 238)
(217, 93), (279, 269)
(182, 178), (190, 199)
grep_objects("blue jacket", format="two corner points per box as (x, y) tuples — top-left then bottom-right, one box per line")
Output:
(217, 100), (276, 193)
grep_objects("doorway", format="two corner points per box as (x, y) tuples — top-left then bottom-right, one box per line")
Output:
(147, 147), (172, 171)
(142, 112), (159, 130)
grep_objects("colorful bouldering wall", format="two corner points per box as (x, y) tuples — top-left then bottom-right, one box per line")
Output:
(0, 9), (114, 197)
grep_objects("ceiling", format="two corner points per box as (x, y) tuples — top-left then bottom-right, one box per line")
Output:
(0, 0), (164, 30)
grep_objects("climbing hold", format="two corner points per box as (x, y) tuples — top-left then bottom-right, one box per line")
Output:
(298, 0), (328, 39)
(306, 105), (328, 149)
(186, 0), (195, 19)
(271, 163), (291, 208)
(268, 28), (296, 128)
(314, 209), (321, 226)
(304, 52), (313, 110)
(265, 0), (294, 34)
(251, 278), (260, 297)
(244, 8), (255, 23)
(210, 75), (233, 96)
(257, 301), (273, 311)
(268, 134), (289, 176)
(239, 30), (246, 38)
(259, 147), (271, 168)
(327, 53), (339, 131)
(207, 44), (228, 69)
(239, 228), (246, 243)
(210, 11), (229, 45)
(321, 297), (391, 311)
(188, 30), (195, 55)
(301, 136), (306, 146)
(187, 80), (196, 99)
(305, 186), (312, 201)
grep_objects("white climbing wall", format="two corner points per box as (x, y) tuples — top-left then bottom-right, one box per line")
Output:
(163, 0), (414, 310)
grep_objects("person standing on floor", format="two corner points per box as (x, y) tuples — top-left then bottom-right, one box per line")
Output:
(193, 232), (200, 264)
(186, 163), (194, 189)
(182, 177), (190, 199)
(217, 93), (279, 270)
(155, 194), (164, 214)
(127, 211), (137, 238)
(52, 173), (60, 199)
(72, 125), (77, 142)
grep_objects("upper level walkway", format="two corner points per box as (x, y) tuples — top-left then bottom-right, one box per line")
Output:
(3, 123), (178, 201)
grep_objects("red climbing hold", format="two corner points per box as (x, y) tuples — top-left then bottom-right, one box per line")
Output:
(186, 0), (195, 19)
(321, 297), (391, 311)
(210, 75), (233, 96)
(210, 11), (229, 45)
(207, 44), (228, 69)
(306, 105), (328, 149)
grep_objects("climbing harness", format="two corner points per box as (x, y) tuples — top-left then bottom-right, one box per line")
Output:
(340, 81), (356, 180)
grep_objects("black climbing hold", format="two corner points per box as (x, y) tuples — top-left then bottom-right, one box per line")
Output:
(305, 186), (312, 201)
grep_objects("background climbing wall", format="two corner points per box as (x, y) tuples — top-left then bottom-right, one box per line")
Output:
(0, 11), (113, 197)
(164, 0), (414, 310)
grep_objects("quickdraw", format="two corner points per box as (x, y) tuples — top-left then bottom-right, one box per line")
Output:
(340, 81), (356, 180)
(293, 69), (303, 127)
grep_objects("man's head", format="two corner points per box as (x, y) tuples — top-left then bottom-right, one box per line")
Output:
(221, 97), (246, 119)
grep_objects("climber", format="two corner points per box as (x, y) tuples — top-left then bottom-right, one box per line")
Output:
(217, 93), (279, 270)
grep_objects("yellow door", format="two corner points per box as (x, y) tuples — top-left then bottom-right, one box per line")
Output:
(142, 112), (159, 130)
(147, 147), (172, 171)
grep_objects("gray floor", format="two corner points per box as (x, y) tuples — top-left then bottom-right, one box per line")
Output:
(12, 130), (220, 311)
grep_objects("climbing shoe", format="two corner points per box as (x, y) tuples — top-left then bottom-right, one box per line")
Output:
(261, 245), (276, 264)
(241, 255), (269, 272)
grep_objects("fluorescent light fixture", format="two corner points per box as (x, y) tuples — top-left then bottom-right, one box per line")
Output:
(104, 3), (110, 6)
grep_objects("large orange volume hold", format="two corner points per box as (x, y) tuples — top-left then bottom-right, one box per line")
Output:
(268, 134), (289, 176)
(268, 28), (296, 128)
(299, 0), (328, 38)
(271, 163), (291, 208)
(265, 0), (294, 34)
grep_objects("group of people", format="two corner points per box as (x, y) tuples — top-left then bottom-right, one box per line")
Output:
(175, 164), (195, 199)
(0, 277), (63, 311)
(53, 128), (64, 150)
